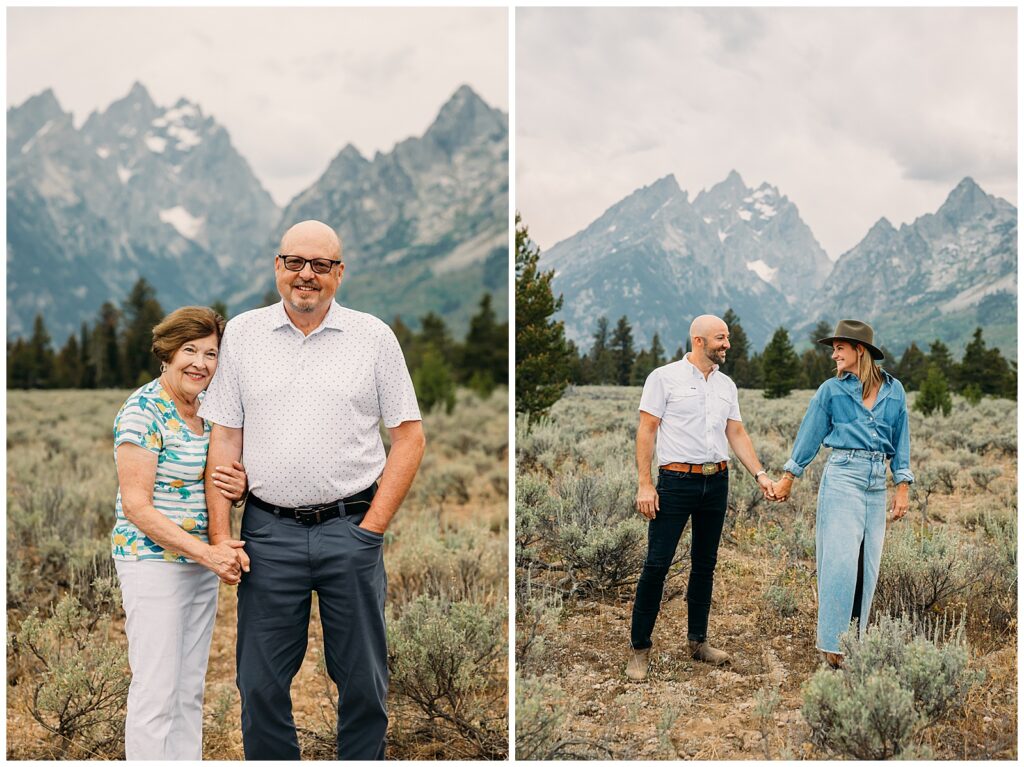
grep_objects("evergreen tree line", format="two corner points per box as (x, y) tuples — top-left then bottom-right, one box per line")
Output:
(7, 278), (509, 411)
(565, 310), (1017, 401)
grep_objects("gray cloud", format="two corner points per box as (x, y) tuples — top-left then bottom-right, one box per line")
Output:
(516, 7), (1016, 258)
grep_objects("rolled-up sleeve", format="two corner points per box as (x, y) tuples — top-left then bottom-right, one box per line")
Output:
(376, 326), (421, 428)
(889, 399), (914, 484)
(197, 323), (244, 428)
(782, 390), (832, 477)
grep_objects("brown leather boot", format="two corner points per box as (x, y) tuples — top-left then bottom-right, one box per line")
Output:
(823, 651), (844, 669)
(625, 647), (651, 680)
(688, 639), (730, 665)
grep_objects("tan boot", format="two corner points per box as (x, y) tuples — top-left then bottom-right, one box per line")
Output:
(823, 651), (844, 670)
(688, 639), (730, 665)
(625, 647), (651, 681)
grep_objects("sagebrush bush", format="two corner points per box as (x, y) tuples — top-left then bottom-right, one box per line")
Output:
(387, 595), (507, 759)
(802, 614), (980, 759)
(514, 674), (568, 759)
(13, 578), (130, 759)
(874, 525), (970, 619)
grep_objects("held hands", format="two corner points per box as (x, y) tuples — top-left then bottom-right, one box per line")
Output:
(889, 483), (910, 522)
(203, 540), (250, 585)
(756, 473), (777, 501)
(766, 474), (793, 502)
(636, 484), (659, 520)
(211, 461), (248, 501)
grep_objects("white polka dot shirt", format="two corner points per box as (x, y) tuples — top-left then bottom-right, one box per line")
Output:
(198, 301), (422, 506)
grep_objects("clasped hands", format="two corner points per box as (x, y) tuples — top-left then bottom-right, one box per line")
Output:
(204, 540), (250, 585)
(757, 472), (793, 502)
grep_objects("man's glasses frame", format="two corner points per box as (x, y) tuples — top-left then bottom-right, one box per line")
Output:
(277, 254), (342, 275)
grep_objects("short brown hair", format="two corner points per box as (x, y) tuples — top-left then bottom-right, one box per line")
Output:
(151, 306), (226, 363)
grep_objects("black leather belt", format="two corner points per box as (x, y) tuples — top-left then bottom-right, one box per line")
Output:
(248, 484), (376, 526)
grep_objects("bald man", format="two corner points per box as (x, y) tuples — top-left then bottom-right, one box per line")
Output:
(200, 220), (425, 759)
(626, 314), (773, 681)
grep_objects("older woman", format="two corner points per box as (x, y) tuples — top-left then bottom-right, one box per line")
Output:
(771, 320), (912, 668)
(111, 306), (248, 760)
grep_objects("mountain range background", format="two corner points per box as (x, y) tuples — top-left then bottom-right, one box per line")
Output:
(541, 172), (1016, 359)
(7, 82), (508, 343)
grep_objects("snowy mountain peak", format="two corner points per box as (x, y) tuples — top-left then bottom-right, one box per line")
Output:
(937, 176), (995, 223)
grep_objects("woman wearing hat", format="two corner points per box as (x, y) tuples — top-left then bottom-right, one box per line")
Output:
(771, 319), (912, 668)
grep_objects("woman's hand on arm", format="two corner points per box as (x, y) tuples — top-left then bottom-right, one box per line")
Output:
(118, 443), (242, 584)
(211, 460), (248, 502)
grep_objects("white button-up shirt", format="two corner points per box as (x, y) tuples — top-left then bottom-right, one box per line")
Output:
(638, 354), (741, 466)
(198, 301), (421, 506)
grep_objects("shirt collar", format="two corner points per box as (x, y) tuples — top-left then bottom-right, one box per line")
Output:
(837, 369), (893, 401)
(683, 353), (718, 379)
(271, 300), (345, 334)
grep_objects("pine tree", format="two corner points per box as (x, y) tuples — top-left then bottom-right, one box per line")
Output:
(462, 293), (507, 389)
(391, 316), (415, 361)
(761, 327), (801, 399)
(648, 332), (666, 369)
(671, 346), (684, 362)
(79, 321), (96, 388)
(26, 314), (55, 388)
(7, 339), (31, 388)
(927, 339), (956, 382)
(514, 214), (571, 422)
(960, 327), (1010, 397)
(53, 333), (84, 388)
(418, 312), (456, 367)
(610, 316), (636, 386)
(801, 320), (834, 388)
(915, 365), (952, 417)
(91, 302), (122, 388)
(121, 278), (164, 386)
(586, 316), (615, 384)
(720, 309), (751, 384)
(895, 343), (929, 391)
(413, 345), (456, 415)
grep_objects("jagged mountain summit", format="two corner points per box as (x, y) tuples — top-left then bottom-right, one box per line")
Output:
(8, 82), (279, 342)
(802, 177), (1017, 354)
(542, 172), (1016, 356)
(8, 82), (508, 343)
(242, 84), (509, 335)
(542, 172), (829, 350)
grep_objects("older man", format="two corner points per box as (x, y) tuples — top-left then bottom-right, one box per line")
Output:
(626, 314), (773, 681)
(200, 220), (425, 760)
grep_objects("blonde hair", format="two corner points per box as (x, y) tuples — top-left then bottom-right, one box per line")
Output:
(838, 342), (883, 400)
(151, 306), (226, 363)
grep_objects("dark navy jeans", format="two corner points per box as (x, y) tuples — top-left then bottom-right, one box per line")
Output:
(630, 469), (729, 649)
(236, 500), (388, 760)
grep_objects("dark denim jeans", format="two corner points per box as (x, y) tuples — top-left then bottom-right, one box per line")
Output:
(630, 469), (729, 649)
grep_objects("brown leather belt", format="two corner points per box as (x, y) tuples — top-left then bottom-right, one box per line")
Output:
(660, 461), (728, 475)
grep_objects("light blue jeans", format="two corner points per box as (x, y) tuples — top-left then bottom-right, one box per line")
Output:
(815, 448), (888, 654)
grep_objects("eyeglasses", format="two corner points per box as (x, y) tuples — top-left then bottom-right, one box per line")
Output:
(277, 254), (342, 275)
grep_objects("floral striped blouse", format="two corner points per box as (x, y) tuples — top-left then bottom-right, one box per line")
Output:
(110, 379), (211, 562)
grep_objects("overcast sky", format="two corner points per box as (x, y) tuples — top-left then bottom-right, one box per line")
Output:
(8, 6), (508, 207)
(517, 7), (1017, 258)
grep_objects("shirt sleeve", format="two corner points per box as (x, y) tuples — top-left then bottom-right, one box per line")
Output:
(197, 321), (244, 428)
(638, 369), (667, 418)
(889, 392), (914, 485)
(727, 381), (742, 422)
(782, 387), (832, 477)
(376, 325), (422, 428)
(114, 397), (163, 454)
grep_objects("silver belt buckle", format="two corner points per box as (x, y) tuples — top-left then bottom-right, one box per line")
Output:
(702, 462), (717, 475)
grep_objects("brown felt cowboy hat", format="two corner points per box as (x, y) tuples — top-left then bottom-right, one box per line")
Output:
(817, 319), (884, 361)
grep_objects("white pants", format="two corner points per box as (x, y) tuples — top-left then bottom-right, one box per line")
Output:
(115, 559), (219, 760)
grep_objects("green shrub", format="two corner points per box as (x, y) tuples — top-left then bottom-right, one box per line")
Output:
(764, 583), (798, 618)
(915, 367), (952, 416)
(413, 346), (457, 415)
(961, 383), (983, 406)
(802, 614), (980, 759)
(13, 578), (129, 758)
(387, 595), (507, 759)
(874, 525), (970, 620)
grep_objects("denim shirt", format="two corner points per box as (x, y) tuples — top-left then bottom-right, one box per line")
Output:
(783, 371), (914, 484)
